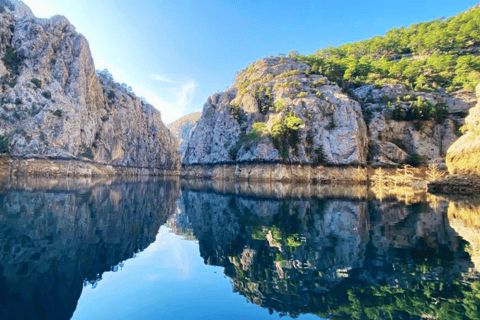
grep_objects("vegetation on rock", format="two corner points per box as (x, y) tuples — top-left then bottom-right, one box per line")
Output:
(296, 6), (480, 93)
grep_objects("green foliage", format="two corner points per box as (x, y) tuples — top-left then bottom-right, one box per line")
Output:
(252, 122), (268, 136)
(314, 145), (326, 164)
(406, 153), (428, 167)
(326, 121), (336, 130)
(274, 100), (285, 112)
(3, 47), (22, 75)
(0, 135), (8, 153)
(253, 85), (273, 113)
(0, 5), (4, 13)
(53, 109), (62, 117)
(297, 91), (308, 98)
(107, 90), (116, 100)
(391, 138), (408, 151)
(271, 113), (303, 158)
(230, 103), (240, 120)
(30, 78), (42, 89)
(42, 91), (52, 99)
(405, 97), (449, 124)
(228, 130), (261, 160)
(80, 147), (94, 160)
(295, 6), (480, 93)
(392, 103), (406, 120)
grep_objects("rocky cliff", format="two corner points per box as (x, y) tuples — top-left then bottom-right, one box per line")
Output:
(446, 83), (480, 176)
(184, 57), (368, 166)
(0, 1), (180, 172)
(182, 57), (467, 179)
(167, 112), (201, 157)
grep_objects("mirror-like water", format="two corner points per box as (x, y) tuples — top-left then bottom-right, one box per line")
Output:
(0, 178), (479, 320)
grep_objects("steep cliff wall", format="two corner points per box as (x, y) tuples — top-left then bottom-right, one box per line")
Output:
(182, 57), (466, 181)
(167, 112), (201, 157)
(0, 1), (180, 172)
(446, 83), (480, 176)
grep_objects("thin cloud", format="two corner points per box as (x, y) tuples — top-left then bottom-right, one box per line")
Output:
(133, 79), (197, 124)
(152, 74), (173, 83)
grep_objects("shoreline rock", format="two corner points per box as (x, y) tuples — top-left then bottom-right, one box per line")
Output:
(0, 156), (179, 177)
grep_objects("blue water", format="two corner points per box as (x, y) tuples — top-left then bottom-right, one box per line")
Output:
(0, 178), (479, 320)
(72, 226), (320, 320)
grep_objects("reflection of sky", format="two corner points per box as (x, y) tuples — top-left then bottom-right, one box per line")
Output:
(71, 226), (322, 320)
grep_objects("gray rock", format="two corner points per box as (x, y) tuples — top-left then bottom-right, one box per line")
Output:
(0, 3), (180, 170)
(183, 58), (368, 166)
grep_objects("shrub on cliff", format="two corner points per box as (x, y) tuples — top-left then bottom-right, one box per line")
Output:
(3, 47), (22, 75)
(0, 135), (8, 153)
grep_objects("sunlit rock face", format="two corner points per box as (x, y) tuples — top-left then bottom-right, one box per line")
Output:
(183, 57), (368, 166)
(179, 185), (472, 318)
(0, 179), (179, 320)
(0, 1), (180, 170)
(447, 83), (480, 176)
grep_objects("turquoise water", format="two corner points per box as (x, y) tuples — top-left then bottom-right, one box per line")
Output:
(0, 178), (479, 319)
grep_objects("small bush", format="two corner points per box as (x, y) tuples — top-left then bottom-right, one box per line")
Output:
(80, 147), (94, 160)
(326, 121), (336, 130)
(391, 138), (408, 151)
(252, 122), (267, 136)
(406, 153), (428, 167)
(42, 91), (52, 99)
(274, 100), (285, 112)
(297, 91), (308, 98)
(14, 98), (22, 105)
(0, 135), (8, 153)
(30, 78), (42, 89)
(3, 47), (22, 74)
(107, 90), (115, 100)
(53, 109), (62, 117)
(231, 103), (240, 120)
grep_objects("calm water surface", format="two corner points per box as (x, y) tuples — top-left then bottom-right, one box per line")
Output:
(0, 178), (479, 320)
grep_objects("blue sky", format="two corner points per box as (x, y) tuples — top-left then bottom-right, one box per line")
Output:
(21, 0), (479, 123)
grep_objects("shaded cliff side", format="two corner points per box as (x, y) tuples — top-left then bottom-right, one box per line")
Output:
(0, 1), (180, 171)
(0, 178), (180, 320)
(167, 112), (201, 158)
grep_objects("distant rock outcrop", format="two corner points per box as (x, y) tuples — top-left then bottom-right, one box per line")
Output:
(168, 112), (201, 157)
(446, 83), (480, 176)
(0, 0), (180, 173)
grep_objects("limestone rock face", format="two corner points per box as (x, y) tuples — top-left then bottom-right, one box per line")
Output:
(183, 57), (368, 166)
(0, 1), (180, 170)
(446, 83), (480, 175)
(353, 83), (467, 167)
(167, 112), (201, 158)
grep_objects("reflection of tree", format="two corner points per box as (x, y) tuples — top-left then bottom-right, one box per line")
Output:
(181, 186), (480, 319)
(0, 180), (179, 320)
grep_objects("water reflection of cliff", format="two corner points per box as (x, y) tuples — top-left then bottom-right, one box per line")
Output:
(180, 182), (480, 319)
(0, 178), (179, 320)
